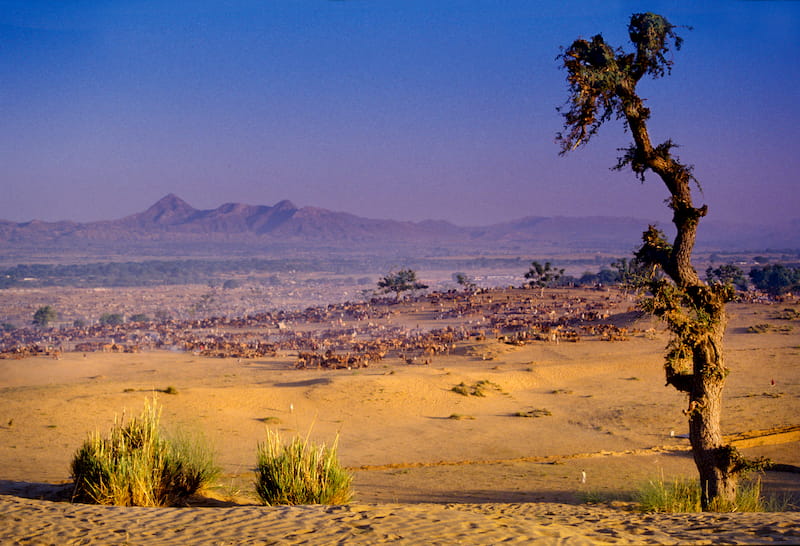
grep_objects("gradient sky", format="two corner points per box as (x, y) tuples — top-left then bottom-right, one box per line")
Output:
(2, 1), (798, 227)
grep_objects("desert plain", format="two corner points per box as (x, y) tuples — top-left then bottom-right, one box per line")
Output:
(1, 286), (799, 544)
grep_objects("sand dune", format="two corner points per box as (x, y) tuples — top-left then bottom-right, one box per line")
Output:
(2, 494), (800, 545)
(0, 293), (798, 543)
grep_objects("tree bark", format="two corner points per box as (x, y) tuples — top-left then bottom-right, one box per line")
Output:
(688, 320), (737, 510)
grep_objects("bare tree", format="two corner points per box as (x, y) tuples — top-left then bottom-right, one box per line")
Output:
(557, 12), (758, 510)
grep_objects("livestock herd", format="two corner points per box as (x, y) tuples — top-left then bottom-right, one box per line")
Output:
(1, 287), (641, 368)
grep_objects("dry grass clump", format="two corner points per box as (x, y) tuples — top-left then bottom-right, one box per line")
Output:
(451, 380), (502, 397)
(636, 474), (791, 513)
(774, 307), (800, 320)
(70, 397), (219, 506)
(513, 408), (552, 418)
(255, 429), (353, 505)
(748, 323), (793, 334)
(447, 413), (475, 420)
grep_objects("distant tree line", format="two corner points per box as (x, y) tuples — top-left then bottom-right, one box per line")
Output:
(0, 256), (588, 290)
(521, 260), (800, 297)
(0, 259), (308, 289)
(747, 263), (800, 295)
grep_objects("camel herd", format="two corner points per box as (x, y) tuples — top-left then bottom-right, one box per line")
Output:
(1, 287), (642, 366)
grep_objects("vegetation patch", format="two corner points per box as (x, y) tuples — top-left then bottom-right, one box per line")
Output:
(451, 380), (502, 397)
(744, 391), (784, 399)
(70, 397), (219, 506)
(447, 413), (475, 420)
(748, 323), (793, 334)
(636, 474), (789, 513)
(774, 308), (800, 321)
(255, 429), (352, 505)
(513, 408), (552, 418)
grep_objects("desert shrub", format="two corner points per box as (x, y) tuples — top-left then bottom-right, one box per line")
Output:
(255, 429), (352, 505)
(636, 474), (783, 513)
(99, 312), (124, 326)
(70, 397), (219, 506)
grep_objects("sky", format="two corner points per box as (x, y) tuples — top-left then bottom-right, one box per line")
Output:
(1, 0), (798, 227)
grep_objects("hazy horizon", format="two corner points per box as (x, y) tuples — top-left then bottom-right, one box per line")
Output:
(2, 1), (798, 227)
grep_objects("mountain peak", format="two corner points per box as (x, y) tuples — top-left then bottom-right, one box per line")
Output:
(273, 199), (297, 211)
(148, 193), (192, 212)
(134, 194), (197, 225)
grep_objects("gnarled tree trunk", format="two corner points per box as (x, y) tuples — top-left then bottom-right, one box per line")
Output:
(556, 13), (747, 509)
(688, 319), (737, 509)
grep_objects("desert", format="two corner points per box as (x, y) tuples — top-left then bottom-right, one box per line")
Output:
(5, 1), (800, 543)
(1, 286), (798, 544)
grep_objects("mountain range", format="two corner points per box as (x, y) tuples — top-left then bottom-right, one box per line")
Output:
(0, 194), (796, 258)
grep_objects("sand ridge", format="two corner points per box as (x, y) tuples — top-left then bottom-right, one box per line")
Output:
(2, 495), (799, 545)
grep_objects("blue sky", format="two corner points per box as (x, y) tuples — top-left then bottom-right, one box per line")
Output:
(1, 1), (798, 227)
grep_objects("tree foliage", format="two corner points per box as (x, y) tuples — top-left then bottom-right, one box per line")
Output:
(32, 305), (57, 328)
(611, 256), (651, 291)
(452, 272), (477, 291)
(749, 264), (800, 295)
(524, 261), (564, 294)
(706, 264), (748, 292)
(99, 313), (125, 326)
(377, 269), (428, 298)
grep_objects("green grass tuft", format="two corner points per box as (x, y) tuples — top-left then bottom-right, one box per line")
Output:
(70, 397), (219, 507)
(255, 429), (353, 505)
(636, 473), (791, 513)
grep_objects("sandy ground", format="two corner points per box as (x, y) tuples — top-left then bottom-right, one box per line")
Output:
(1, 297), (798, 544)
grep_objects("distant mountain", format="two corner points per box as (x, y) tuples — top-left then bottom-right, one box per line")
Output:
(0, 194), (796, 258)
(110, 194), (300, 235)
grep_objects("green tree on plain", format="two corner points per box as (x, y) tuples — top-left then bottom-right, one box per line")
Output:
(524, 261), (564, 296)
(453, 272), (477, 292)
(377, 269), (428, 299)
(706, 264), (748, 291)
(32, 305), (57, 328)
(99, 313), (124, 326)
(749, 264), (800, 295)
(557, 12), (755, 510)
